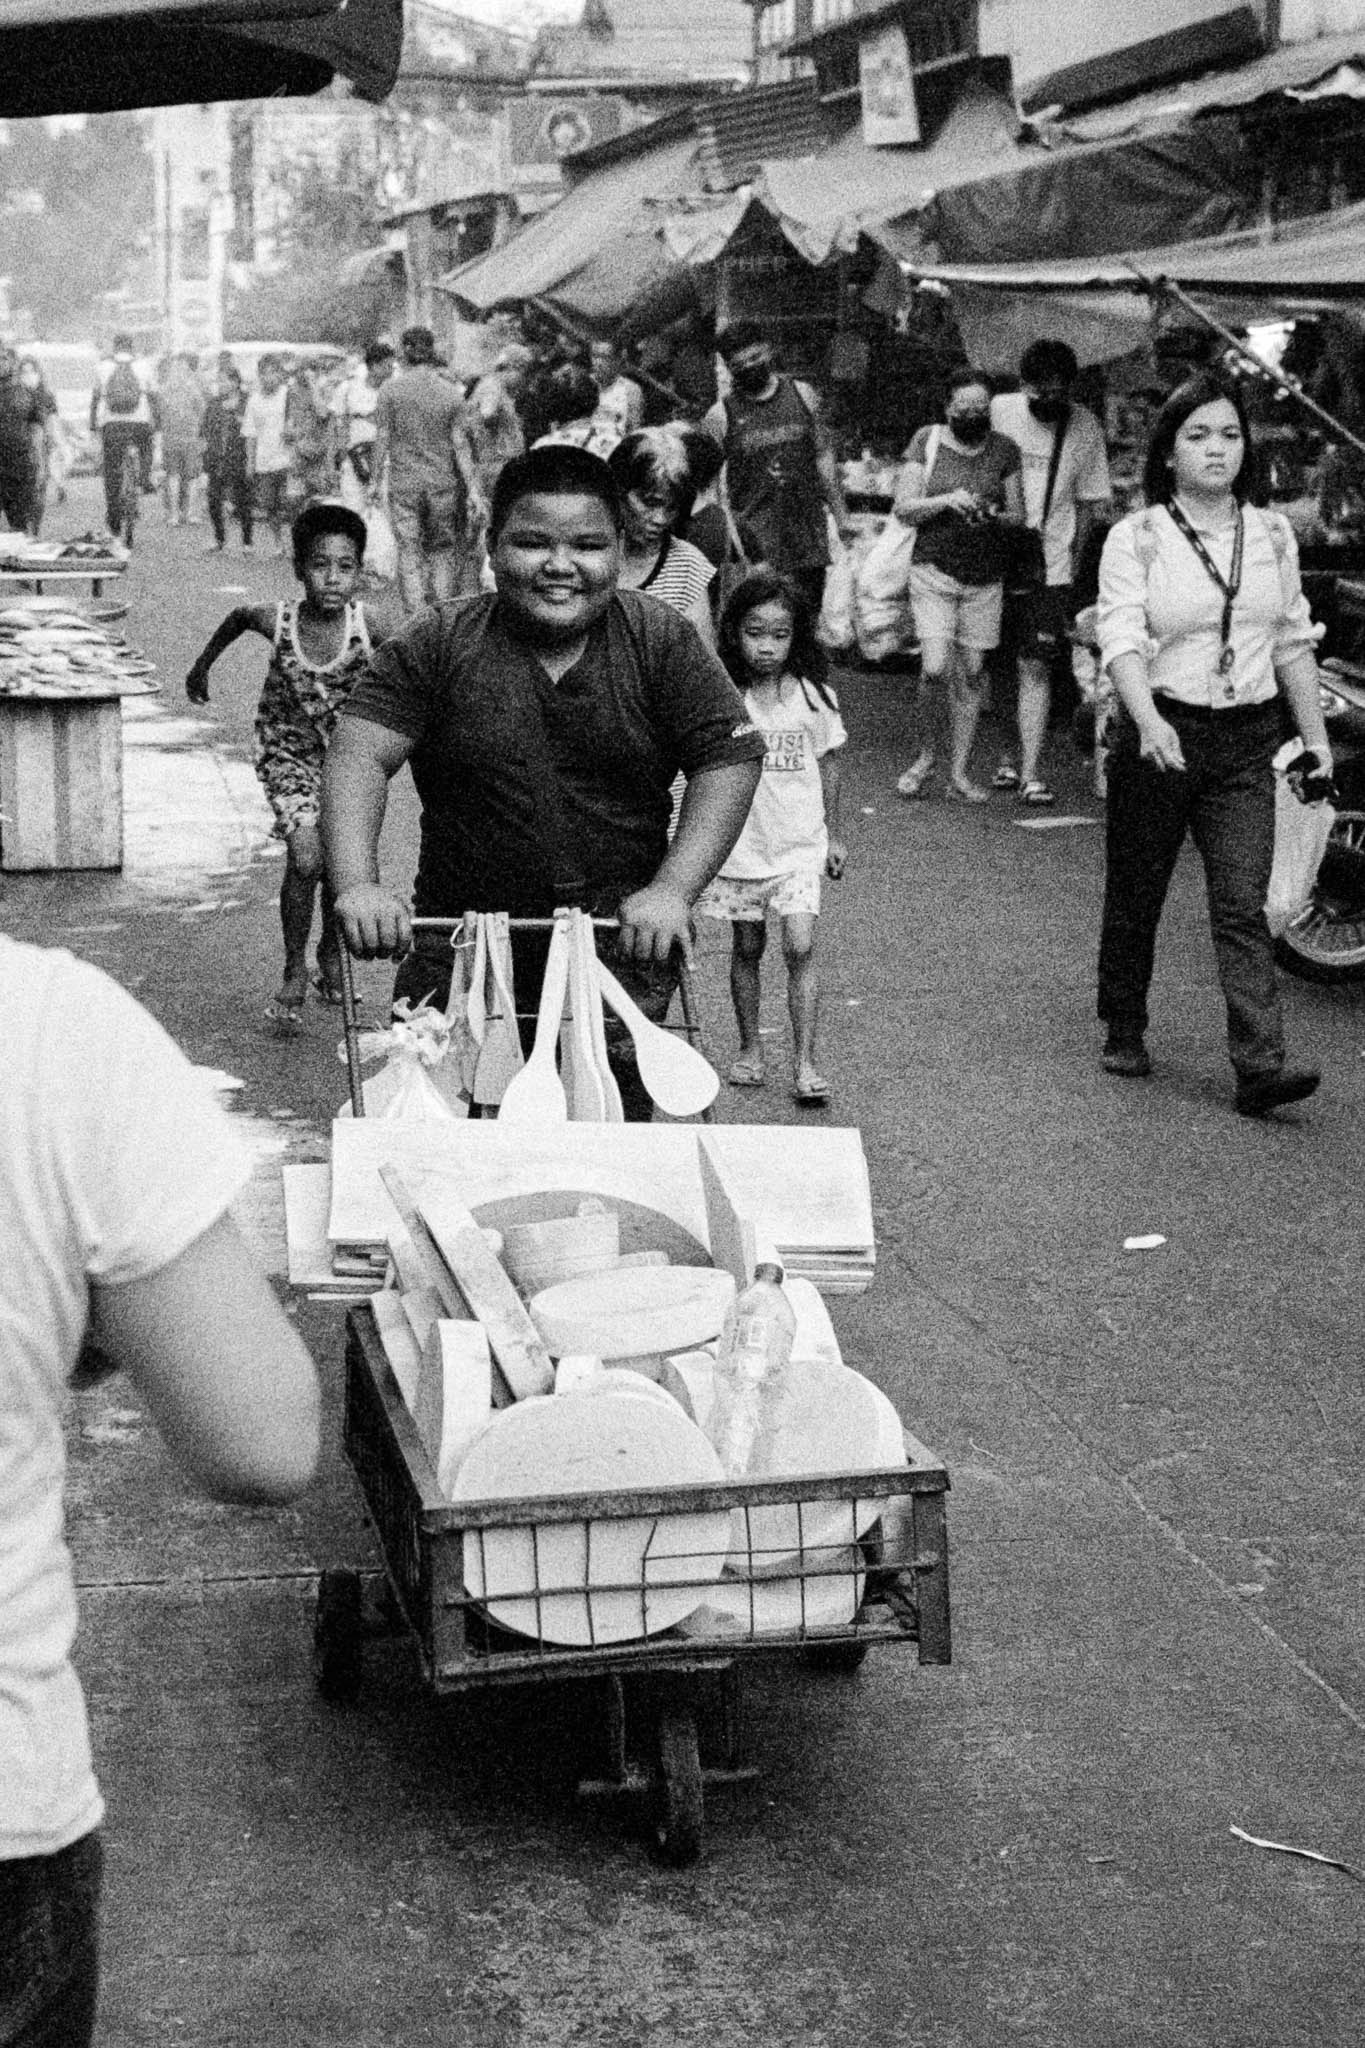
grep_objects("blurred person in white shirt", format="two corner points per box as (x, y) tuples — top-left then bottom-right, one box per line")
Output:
(0, 936), (319, 2045)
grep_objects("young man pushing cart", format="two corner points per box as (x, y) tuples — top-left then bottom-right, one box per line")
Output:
(322, 443), (764, 1119)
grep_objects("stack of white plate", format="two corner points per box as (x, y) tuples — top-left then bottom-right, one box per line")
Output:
(454, 1385), (730, 1646)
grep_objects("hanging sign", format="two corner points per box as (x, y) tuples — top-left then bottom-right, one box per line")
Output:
(860, 21), (920, 148)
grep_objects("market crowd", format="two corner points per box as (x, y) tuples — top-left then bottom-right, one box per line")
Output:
(91, 306), (1328, 1121)
(0, 305), (1339, 1118)
(1, 297), (1346, 2045)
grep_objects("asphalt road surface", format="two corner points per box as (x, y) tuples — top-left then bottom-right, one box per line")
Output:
(3, 485), (1361, 2047)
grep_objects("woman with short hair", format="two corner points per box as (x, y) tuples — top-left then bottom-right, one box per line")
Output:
(607, 426), (716, 644)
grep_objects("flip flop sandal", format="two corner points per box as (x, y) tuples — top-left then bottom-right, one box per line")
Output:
(793, 1075), (831, 1105)
(944, 780), (991, 805)
(728, 1054), (767, 1088)
(896, 757), (935, 799)
(992, 764), (1021, 789)
(264, 996), (305, 1031)
(1019, 780), (1057, 808)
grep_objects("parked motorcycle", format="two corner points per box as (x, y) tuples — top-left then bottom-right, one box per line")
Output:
(1275, 574), (1365, 983)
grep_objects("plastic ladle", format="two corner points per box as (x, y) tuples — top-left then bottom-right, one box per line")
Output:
(565, 910), (608, 1121)
(593, 957), (719, 1119)
(465, 913), (488, 1048)
(473, 914), (524, 1107)
(582, 920), (624, 1122)
(456, 913), (487, 1091)
(496, 911), (571, 1126)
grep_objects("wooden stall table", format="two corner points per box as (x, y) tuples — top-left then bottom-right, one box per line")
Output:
(0, 600), (156, 872)
(0, 539), (128, 601)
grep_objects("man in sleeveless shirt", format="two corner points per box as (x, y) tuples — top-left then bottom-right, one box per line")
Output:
(705, 322), (852, 623)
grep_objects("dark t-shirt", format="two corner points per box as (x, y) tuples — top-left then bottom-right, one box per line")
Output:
(904, 425), (1021, 587)
(202, 393), (247, 472)
(0, 384), (41, 482)
(342, 588), (764, 918)
(685, 503), (731, 572)
(375, 365), (466, 497)
(719, 377), (829, 573)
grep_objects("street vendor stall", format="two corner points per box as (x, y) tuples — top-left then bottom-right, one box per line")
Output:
(0, 531), (128, 598)
(0, 595), (157, 870)
(287, 912), (948, 1863)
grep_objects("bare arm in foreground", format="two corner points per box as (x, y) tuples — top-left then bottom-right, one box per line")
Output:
(90, 1213), (320, 1505)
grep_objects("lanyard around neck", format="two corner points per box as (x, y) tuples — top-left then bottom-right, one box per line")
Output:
(1169, 500), (1244, 668)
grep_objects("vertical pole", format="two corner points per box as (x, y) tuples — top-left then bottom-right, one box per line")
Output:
(339, 946), (367, 1118)
(162, 147), (175, 348)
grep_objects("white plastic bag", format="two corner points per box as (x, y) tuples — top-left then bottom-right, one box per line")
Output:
(1266, 745), (1335, 938)
(817, 533), (856, 652)
(336, 999), (466, 1120)
(852, 516), (916, 663)
(365, 502), (398, 583)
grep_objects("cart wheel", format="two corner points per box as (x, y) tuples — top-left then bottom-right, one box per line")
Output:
(652, 1707), (703, 1868)
(805, 1640), (869, 1675)
(314, 1569), (364, 1704)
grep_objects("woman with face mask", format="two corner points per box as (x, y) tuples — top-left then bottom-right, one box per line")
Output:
(892, 368), (1024, 802)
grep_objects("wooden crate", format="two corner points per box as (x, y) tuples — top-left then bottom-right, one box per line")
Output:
(0, 695), (123, 871)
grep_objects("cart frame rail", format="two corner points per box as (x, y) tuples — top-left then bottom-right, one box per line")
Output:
(342, 1306), (951, 1695)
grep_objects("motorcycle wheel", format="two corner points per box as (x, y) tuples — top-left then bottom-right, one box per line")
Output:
(1276, 805), (1365, 983)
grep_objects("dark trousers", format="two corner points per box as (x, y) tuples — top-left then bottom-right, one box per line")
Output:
(1098, 699), (1286, 1076)
(0, 467), (33, 532)
(206, 463), (253, 547)
(0, 1832), (102, 2047)
(100, 422), (153, 531)
(393, 922), (678, 1124)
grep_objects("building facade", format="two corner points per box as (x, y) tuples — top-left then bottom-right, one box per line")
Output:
(749, 1), (1365, 113)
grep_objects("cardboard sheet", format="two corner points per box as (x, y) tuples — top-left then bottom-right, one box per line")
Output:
(326, 1122), (875, 1285)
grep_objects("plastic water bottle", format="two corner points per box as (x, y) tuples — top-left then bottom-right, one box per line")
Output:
(707, 1258), (796, 1478)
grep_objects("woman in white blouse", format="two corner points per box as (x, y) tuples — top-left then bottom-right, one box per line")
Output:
(1095, 372), (1332, 1116)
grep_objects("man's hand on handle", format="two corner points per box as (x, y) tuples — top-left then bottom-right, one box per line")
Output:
(616, 883), (694, 967)
(333, 884), (412, 961)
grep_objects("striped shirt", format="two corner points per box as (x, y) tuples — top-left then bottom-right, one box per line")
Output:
(636, 535), (716, 646)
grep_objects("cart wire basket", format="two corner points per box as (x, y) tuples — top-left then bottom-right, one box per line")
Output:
(317, 1306), (951, 1865)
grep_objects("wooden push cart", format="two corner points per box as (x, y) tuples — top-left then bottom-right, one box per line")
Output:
(318, 913), (950, 1861)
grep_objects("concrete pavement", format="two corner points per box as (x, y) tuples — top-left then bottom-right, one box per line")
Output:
(1, 485), (1361, 2046)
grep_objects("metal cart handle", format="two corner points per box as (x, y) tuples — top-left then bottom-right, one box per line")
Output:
(337, 915), (710, 1121)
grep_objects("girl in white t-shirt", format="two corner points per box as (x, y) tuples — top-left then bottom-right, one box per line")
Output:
(700, 569), (847, 1105)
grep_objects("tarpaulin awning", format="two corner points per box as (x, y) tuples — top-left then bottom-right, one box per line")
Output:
(442, 83), (1243, 321)
(439, 37), (1365, 333)
(870, 111), (1248, 266)
(1058, 28), (1365, 141)
(440, 130), (711, 319)
(901, 198), (1365, 370)
(904, 196), (1365, 297)
(756, 86), (1031, 266)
